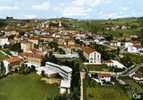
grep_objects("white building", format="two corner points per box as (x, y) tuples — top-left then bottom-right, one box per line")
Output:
(53, 53), (79, 59)
(3, 60), (10, 74)
(110, 41), (121, 47)
(45, 62), (72, 80)
(127, 46), (139, 53)
(35, 62), (72, 94)
(124, 42), (133, 48)
(36, 67), (58, 77)
(111, 60), (126, 69)
(60, 80), (71, 94)
(0, 37), (9, 47)
(97, 73), (111, 84)
(3, 56), (22, 74)
(82, 46), (101, 64)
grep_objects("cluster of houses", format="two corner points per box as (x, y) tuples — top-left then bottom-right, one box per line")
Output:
(75, 33), (143, 54)
(0, 21), (78, 94)
(0, 19), (143, 94)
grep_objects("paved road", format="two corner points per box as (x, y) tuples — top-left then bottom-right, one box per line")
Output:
(119, 63), (143, 77)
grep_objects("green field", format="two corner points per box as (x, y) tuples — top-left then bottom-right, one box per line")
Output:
(85, 64), (112, 72)
(0, 73), (58, 100)
(84, 81), (129, 100)
(0, 50), (8, 60)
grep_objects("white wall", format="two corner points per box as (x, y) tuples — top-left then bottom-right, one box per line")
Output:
(89, 51), (101, 64)
(3, 61), (10, 75)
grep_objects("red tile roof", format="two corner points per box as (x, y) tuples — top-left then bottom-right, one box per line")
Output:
(19, 52), (43, 59)
(5, 56), (22, 65)
(82, 46), (95, 55)
(98, 73), (111, 77)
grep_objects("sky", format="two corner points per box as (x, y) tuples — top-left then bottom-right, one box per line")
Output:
(0, 0), (143, 19)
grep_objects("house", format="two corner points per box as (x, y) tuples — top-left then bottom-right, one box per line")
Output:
(21, 40), (34, 52)
(0, 37), (9, 47)
(127, 46), (139, 53)
(132, 74), (143, 81)
(29, 36), (39, 45)
(130, 72), (143, 81)
(110, 41), (121, 47)
(53, 53), (79, 59)
(19, 51), (44, 67)
(33, 29), (41, 35)
(97, 73), (111, 84)
(60, 80), (71, 94)
(111, 60), (126, 69)
(63, 29), (79, 35)
(82, 46), (101, 64)
(5, 31), (19, 36)
(124, 42), (133, 48)
(39, 35), (53, 42)
(3, 56), (23, 74)
(103, 60), (113, 66)
(59, 40), (79, 54)
(104, 60), (126, 69)
(124, 41), (142, 53)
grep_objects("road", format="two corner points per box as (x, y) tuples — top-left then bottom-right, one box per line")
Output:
(80, 72), (85, 100)
(119, 63), (143, 77)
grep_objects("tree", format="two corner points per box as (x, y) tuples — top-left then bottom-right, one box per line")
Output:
(19, 64), (31, 74)
(9, 43), (22, 52)
(57, 48), (65, 54)
(0, 61), (6, 77)
(120, 54), (133, 67)
(104, 33), (113, 41)
(47, 52), (57, 63)
(0, 21), (7, 28)
(48, 41), (58, 51)
(140, 38), (143, 47)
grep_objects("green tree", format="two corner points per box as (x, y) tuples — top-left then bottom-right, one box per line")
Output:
(9, 43), (22, 52)
(19, 64), (31, 74)
(0, 61), (6, 77)
(57, 48), (65, 54)
(48, 41), (58, 51)
(104, 33), (113, 41)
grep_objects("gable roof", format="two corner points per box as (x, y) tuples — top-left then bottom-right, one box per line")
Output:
(4, 56), (22, 65)
(19, 51), (43, 59)
(98, 73), (111, 77)
(82, 46), (95, 55)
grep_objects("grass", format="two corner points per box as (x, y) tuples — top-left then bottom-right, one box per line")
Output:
(120, 77), (143, 93)
(0, 73), (58, 100)
(0, 50), (8, 60)
(84, 81), (129, 100)
(126, 53), (143, 64)
(85, 64), (112, 72)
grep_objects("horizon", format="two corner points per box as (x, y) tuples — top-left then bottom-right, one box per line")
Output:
(1, 16), (143, 20)
(0, 0), (143, 19)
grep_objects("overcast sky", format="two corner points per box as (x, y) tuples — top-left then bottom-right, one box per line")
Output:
(0, 0), (143, 19)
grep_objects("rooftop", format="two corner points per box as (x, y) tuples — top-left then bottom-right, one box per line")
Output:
(4, 56), (22, 65)
(82, 46), (95, 54)
(19, 51), (43, 59)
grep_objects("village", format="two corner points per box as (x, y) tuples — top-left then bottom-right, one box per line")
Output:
(0, 17), (143, 100)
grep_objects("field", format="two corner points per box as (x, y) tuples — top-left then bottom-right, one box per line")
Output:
(0, 73), (58, 100)
(85, 64), (112, 72)
(84, 81), (129, 100)
(0, 50), (8, 60)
